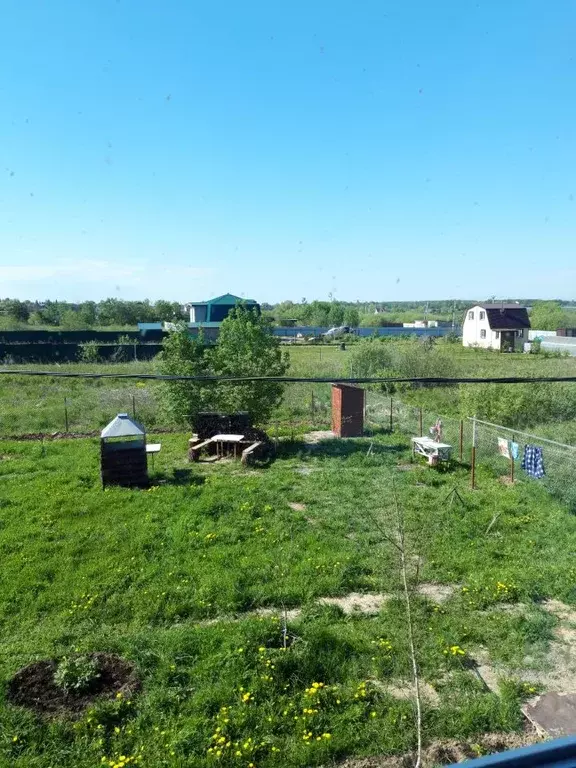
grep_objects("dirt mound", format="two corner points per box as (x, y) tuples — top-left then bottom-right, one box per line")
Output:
(7, 653), (140, 715)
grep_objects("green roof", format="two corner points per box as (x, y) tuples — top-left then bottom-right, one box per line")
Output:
(200, 293), (257, 306)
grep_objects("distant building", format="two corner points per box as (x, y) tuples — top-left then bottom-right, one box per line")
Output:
(462, 303), (530, 351)
(402, 320), (439, 328)
(189, 293), (259, 325)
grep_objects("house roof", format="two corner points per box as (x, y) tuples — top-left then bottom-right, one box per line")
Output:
(479, 305), (531, 330)
(101, 413), (146, 439)
(193, 293), (258, 307)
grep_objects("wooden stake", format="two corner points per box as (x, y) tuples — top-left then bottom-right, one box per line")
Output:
(471, 417), (477, 489)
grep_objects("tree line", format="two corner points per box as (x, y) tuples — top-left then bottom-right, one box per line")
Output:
(1, 297), (574, 331)
(0, 298), (187, 330)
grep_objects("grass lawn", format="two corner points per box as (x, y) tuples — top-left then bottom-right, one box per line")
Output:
(1, 431), (576, 766)
(0, 347), (351, 436)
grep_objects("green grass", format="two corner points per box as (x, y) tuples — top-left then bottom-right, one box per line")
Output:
(1, 432), (575, 766)
(0, 348), (351, 436)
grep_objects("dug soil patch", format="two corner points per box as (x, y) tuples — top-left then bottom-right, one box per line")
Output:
(7, 653), (140, 715)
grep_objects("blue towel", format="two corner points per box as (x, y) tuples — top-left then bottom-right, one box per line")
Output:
(510, 441), (519, 460)
(521, 445), (545, 479)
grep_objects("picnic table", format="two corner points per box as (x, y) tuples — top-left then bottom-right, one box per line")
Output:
(411, 436), (452, 465)
(211, 434), (245, 459)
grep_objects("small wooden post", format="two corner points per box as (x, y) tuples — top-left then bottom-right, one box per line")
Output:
(64, 397), (69, 433)
(419, 407), (423, 437)
(471, 417), (477, 489)
(459, 420), (464, 462)
(510, 433), (515, 483)
(389, 397), (393, 432)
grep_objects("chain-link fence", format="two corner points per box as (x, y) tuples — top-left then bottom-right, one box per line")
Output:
(365, 389), (576, 513)
(471, 417), (576, 512)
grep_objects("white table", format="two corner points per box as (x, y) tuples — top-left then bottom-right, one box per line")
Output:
(411, 436), (452, 465)
(146, 443), (161, 470)
(211, 434), (245, 459)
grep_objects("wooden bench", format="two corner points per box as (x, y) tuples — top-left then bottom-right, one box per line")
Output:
(189, 438), (214, 462)
(241, 441), (264, 466)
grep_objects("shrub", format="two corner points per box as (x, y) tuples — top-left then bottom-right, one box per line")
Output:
(78, 341), (100, 364)
(54, 655), (100, 693)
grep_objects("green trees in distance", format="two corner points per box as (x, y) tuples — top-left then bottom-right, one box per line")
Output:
(0, 298), (187, 329)
(529, 301), (574, 331)
(159, 306), (289, 427)
(1, 296), (575, 331)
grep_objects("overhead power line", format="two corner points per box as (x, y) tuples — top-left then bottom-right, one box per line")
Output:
(0, 370), (576, 385)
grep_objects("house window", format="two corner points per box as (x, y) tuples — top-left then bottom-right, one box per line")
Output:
(468, 311), (474, 320)
(495, 331), (500, 338)
(480, 329), (486, 339)
(517, 330), (524, 338)
(479, 311), (485, 320)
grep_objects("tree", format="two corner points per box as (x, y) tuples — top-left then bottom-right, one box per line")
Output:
(1, 299), (30, 322)
(158, 327), (213, 427)
(154, 300), (181, 321)
(343, 306), (360, 327)
(60, 309), (85, 330)
(79, 301), (97, 327)
(530, 301), (568, 332)
(211, 306), (290, 424)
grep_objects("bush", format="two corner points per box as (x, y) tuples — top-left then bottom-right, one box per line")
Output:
(54, 655), (100, 693)
(78, 341), (100, 364)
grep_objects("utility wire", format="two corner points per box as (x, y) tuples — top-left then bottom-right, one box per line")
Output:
(1, 371), (576, 385)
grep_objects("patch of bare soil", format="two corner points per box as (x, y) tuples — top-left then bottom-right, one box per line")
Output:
(473, 600), (576, 698)
(7, 653), (140, 716)
(416, 583), (455, 603)
(335, 729), (542, 767)
(288, 502), (307, 512)
(302, 430), (336, 444)
(318, 593), (390, 615)
(371, 678), (440, 707)
(254, 607), (302, 622)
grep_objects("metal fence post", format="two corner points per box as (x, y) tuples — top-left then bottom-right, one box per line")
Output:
(132, 395), (137, 420)
(459, 420), (464, 462)
(419, 407), (423, 437)
(64, 397), (69, 433)
(311, 391), (316, 426)
(471, 416), (477, 489)
(389, 397), (393, 432)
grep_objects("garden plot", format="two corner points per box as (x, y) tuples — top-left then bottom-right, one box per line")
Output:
(2, 432), (576, 767)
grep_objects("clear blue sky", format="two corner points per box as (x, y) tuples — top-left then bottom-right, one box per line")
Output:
(1, 0), (575, 303)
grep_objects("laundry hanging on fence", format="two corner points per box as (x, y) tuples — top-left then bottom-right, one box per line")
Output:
(498, 437), (511, 459)
(510, 441), (519, 460)
(521, 445), (545, 479)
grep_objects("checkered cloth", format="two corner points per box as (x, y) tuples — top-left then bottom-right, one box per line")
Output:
(521, 445), (545, 479)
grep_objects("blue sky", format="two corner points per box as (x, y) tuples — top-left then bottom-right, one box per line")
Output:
(1, 0), (575, 303)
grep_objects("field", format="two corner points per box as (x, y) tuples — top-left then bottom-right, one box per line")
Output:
(1, 342), (576, 437)
(2, 430), (576, 766)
